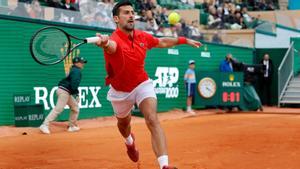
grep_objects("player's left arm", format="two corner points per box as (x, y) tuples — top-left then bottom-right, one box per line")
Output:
(156, 37), (202, 48)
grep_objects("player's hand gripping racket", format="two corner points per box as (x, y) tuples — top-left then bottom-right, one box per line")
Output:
(30, 26), (101, 65)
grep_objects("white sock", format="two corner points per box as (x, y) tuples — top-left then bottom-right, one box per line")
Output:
(187, 106), (192, 112)
(125, 134), (133, 145)
(158, 155), (168, 169)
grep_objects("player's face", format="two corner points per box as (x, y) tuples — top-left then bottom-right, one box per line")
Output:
(114, 5), (135, 32)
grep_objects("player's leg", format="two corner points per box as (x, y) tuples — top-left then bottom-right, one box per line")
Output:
(139, 98), (166, 152)
(136, 80), (176, 169)
(139, 98), (176, 169)
(111, 100), (139, 162)
(107, 85), (139, 162)
(116, 114), (132, 138)
(40, 88), (69, 134)
(67, 95), (80, 132)
(111, 100), (134, 137)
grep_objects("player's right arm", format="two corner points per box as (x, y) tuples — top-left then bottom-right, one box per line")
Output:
(95, 33), (117, 54)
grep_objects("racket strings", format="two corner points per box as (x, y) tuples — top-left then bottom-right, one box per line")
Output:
(32, 28), (70, 64)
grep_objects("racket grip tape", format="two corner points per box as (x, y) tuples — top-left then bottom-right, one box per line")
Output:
(85, 37), (101, 43)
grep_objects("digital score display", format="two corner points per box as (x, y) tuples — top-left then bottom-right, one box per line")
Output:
(222, 92), (240, 103)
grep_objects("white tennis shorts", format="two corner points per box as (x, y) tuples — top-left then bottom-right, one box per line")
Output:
(107, 79), (157, 118)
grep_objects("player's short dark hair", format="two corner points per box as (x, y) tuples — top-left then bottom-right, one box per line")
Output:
(112, 1), (133, 16)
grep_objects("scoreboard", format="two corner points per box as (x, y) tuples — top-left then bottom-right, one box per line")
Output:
(194, 72), (244, 107)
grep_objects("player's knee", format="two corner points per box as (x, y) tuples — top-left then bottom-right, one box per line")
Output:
(145, 115), (160, 128)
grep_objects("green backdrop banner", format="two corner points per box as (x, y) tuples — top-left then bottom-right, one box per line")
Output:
(0, 15), (254, 125)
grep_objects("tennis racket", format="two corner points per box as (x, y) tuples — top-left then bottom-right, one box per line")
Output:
(29, 26), (101, 65)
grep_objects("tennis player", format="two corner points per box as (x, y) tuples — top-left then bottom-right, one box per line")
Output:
(96, 1), (201, 169)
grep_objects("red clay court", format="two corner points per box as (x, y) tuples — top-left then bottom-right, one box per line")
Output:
(1, 107), (300, 169)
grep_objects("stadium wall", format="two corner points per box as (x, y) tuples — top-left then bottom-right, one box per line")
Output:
(0, 15), (254, 125)
(255, 26), (300, 48)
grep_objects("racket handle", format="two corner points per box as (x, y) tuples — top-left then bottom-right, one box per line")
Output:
(85, 37), (101, 43)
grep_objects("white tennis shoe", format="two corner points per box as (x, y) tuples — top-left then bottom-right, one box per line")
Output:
(39, 124), (50, 134)
(187, 110), (196, 115)
(68, 126), (80, 132)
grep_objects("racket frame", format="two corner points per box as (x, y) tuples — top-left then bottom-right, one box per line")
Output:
(30, 26), (87, 66)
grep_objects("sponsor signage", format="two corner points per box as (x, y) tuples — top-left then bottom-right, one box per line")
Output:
(153, 67), (179, 98)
